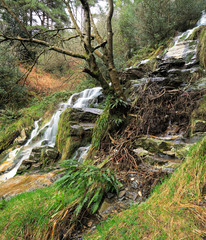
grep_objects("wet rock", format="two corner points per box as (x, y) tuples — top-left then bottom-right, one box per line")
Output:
(173, 144), (192, 159)
(0, 170), (61, 199)
(14, 129), (28, 145)
(119, 67), (146, 83)
(41, 140), (49, 146)
(56, 108), (98, 160)
(134, 136), (175, 153)
(45, 147), (59, 160)
(158, 58), (185, 68)
(187, 77), (206, 91)
(133, 148), (150, 158)
(131, 181), (138, 189)
(164, 40), (198, 63)
(68, 108), (100, 123)
(18, 146), (60, 171)
(118, 190), (126, 198)
(98, 199), (116, 218)
(192, 120), (206, 133)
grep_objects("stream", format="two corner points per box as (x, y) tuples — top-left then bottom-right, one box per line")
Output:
(0, 87), (103, 182)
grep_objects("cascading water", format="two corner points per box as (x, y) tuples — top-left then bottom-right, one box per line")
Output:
(0, 87), (102, 182)
(174, 10), (206, 45)
(164, 11), (206, 62)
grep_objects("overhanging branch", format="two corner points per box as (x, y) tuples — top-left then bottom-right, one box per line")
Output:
(0, 35), (87, 59)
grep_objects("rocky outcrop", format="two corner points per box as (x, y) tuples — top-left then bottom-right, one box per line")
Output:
(17, 146), (60, 173)
(14, 129), (28, 145)
(56, 107), (101, 160)
(0, 170), (61, 199)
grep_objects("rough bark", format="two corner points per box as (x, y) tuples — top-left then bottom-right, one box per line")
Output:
(107, 0), (125, 98)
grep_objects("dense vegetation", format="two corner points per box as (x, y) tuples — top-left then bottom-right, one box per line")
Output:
(0, 0), (206, 240)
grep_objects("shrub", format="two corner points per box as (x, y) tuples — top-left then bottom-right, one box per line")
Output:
(0, 45), (28, 109)
(50, 159), (119, 239)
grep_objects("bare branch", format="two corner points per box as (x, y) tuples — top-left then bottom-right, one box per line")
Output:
(90, 13), (104, 45)
(17, 50), (46, 85)
(64, 0), (85, 42)
(92, 41), (107, 52)
(59, 34), (80, 42)
(0, 34), (86, 59)
(32, 27), (76, 38)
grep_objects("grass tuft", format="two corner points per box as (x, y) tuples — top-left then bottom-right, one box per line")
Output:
(85, 136), (206, 240)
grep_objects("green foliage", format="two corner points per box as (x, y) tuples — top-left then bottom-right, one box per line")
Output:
(1, 0), (69, 62)
(0, 186), (71, 240)
(198, 27), (206, 69)
(85, 136), (206, 240)
(0, 45), (28, 109)
(109, 96), (129, 110)
(91, 98), (110, 149)
(114, 0), (205, 64)
(56, 159), (119, 215)
(0, 109), (22, 125)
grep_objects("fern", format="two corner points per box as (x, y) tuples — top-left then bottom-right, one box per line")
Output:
(55, 159), (120, 215)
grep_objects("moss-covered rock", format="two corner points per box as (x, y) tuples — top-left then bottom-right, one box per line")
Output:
(134, 136), (176, 153)
(198, 27), (206, 69)
(189, 26), (206, 69)
(18, 146), (60, 174)
(56, 108), (100, 160)
(0, 125), (20, 155)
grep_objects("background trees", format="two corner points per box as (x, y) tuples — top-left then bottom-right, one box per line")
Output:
(115, 0), (206, 63)
(0, 0), (205, 104)
(0, 0), (124, 97)
(0, 45), (27, 109)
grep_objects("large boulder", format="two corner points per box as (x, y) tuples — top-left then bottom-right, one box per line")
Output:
(56, 107), (101, 160)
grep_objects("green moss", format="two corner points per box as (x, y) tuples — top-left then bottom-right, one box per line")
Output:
(56, 108), (93, 160)
(0, 124), (19, 154)
(191, 96), (206, 120)
(198, 27), (206, 69)
(188, 25), (205, 40)
(91, 103), (110, 150)
(0, 91), (72, 155)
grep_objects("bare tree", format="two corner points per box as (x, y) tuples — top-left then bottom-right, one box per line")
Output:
(0, 0), (125, 98)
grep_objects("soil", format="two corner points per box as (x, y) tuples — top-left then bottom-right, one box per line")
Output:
(19, 59), (86, 95)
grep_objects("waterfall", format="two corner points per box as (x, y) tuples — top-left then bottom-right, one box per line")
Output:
(174, 11), (206, 45)
(0, 87), (102, 182)
(163, 11), (206, 62)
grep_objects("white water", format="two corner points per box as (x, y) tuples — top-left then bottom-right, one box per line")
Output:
(73, 145), (91, 163)
(174, 11), (206, 45)
(0, 87), (102, 182)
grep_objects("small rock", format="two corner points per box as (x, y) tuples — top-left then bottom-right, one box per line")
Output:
(193, 120), (206, 133)
(131, 181), (138, 189)
(106, 192), (115, 199)
(118, 190), (126, 198)
(133, 148), (149, 157)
